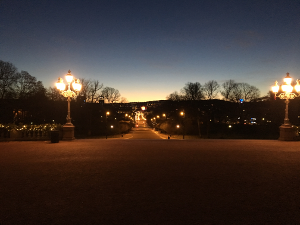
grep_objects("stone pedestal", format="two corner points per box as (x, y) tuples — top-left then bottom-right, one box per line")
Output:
(279, 125), (296, 141)
(62, 123), (75, 140)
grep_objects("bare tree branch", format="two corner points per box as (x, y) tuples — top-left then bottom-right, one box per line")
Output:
(203, 80), (220, 100)
(181, 82), (203, 100)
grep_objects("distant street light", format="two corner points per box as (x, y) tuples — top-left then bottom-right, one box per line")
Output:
(272, 72), (300, 141)
(56, 70), (81, 140)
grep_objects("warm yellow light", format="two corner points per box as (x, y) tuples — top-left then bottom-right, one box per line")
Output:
(73, 79), (82, 92)
(110, 125), (114, 128)
(65, 70), (73, 83)
(106, 112), (110, 115)
(157, 115), (160, 118)
(283, 72), (292, 85)
(282, 84), (293, 93)
(180, 112), (184, 116)
(56, 77), (66, 91)
(295, 80), (300, 92)
(271, 81), (279, 93)
(125, 114), (128, 117)
(162, 114), (166, 117)
(176, 125), (180, 128)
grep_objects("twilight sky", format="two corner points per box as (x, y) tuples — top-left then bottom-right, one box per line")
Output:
(1, 0), (300, 102)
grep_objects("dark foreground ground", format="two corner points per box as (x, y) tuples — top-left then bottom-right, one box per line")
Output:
(1, 139), (300, 224)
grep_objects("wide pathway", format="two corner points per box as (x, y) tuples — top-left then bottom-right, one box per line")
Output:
(123, 127), (165, 139)
(1, 139), (300, 224)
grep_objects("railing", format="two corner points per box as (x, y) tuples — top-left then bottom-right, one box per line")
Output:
(0, 129), (62, 141)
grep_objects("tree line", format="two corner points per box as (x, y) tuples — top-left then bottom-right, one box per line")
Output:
(167, 80), (260, 102)
(0, 60), (125, 103)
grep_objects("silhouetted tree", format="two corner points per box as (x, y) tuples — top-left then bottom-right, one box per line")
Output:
(16, 71), (45, 99)
(78, 78), (104, 102)
(78, 78), (91, 100)
(102, 87), (121, 103)
(89, 80), (103, 103)
(203, 80), (220, 100)
(181, 82), (203, 100)
(166, 91), (182, 101)
(120, 97), (128, 103)
(229, 82), (260, 102)
(240, 83), (260, 102)
(221, 80), (236, 101)
(0, 60), (19, 99)
(46, 87), (65, 101)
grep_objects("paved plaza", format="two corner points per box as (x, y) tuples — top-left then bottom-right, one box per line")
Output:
(1, 137), (300, 224)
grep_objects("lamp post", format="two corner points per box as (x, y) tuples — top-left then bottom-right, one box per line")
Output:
(180, 111), (185, 139)
(106, 111), (110, 139)
(56, 70), (81, 140)
(272, 73), (300, 141)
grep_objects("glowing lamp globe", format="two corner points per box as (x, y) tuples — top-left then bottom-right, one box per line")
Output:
(295, 80), (300, 93)
(282, 84), (293, 93)
(65, 70), (73, 83)
(271, 81), (279, 93)
(56, 78), (66, 91)
(73, 79), (82, 92)
(283, 73), (292, 85)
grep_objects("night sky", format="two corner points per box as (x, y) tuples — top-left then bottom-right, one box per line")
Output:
(1, 0), (300, 102)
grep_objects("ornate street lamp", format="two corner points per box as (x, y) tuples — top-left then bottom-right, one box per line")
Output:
(56, 70), (82, 140)
(271, 72), (300, 140)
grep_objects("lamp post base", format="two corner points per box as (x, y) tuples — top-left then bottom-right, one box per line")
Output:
(279, 125), (297, 141)
(62, 123), (75, 140)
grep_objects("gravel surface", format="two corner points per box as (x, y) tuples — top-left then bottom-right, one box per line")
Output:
(1, 139), (300, 224)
